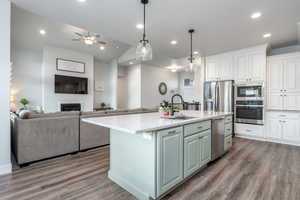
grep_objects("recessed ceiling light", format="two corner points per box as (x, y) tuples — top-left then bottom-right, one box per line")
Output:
(136, 24), (144, 29)
(170, 40), (177, 45)
(129, 62), (134, 65)
(116, 46), (119, 49)
(193, 51), (199, 55)
(100, 46), (105, 50)
(39, 29), (46, 35)
(77, 0), (86, 2)
(251, 12), (262, 19)
(263, 33), (272, 38)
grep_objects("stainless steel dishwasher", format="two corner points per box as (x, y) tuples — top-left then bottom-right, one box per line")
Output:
(211, 117), (225, 161)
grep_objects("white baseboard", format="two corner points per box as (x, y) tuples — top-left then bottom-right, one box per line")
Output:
(236, 135), (300, 147)
(0, 163), (12, 176)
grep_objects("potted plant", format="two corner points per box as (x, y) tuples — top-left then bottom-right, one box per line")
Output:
(20, 98), (29, 110)
(100, 102), (106, 109)
(163, 106), (170, 116)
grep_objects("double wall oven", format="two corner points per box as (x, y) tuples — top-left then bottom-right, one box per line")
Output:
(235, 84), (264, 125)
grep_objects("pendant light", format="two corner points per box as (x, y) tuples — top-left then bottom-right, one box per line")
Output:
(136, 0), (152, 61)
(188, 29), (195, 71)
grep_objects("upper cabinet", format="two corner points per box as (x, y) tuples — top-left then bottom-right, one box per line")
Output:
(234, 49), (266, 83)
(205, 45), (267, 84)
(268, 53), (300, 111)
(205, 54), (234, 81)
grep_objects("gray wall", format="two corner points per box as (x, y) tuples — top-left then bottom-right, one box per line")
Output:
(0, 0), (12, 175)
(94, 60), (114, 108)
(11, 47), (43, 110)
(141, 65), (179, 108)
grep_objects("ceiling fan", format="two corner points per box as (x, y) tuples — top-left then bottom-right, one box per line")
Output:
(72, 32), (107, 46)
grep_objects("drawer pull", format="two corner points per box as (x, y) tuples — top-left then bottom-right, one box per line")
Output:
(246, 129), (252, 132)
(279, 115), (286, 117)
(198, 126), (203, 129)
(226, 129), (231, 131)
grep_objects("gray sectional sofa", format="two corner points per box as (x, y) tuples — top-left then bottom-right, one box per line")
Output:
(11, 108), (157, 165)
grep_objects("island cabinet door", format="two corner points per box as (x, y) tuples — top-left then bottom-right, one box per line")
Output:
(157, 127), (183, 196)
(200, 131), (212, 166)
(184, 133), (201, 178)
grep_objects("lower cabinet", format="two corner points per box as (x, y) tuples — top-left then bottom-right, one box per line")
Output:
(184, 133), (200, 178)
(235, 123), (265, 139)
(200, 132), (212, 166)
(156, 120), (214, 197)
(157, 127), (183, 196)
(266, 112), (300, 143)
(183, 129), (211, 178)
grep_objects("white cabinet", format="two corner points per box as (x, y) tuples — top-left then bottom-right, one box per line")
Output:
(205, 45), (267, 83)
(235, 123), (264, 139)
(157, 127), (183, 195)
(268, 54), (300, 111)
(284, 58), (300, 93)
(235, 51), (266, 83)
(219, 54), (234, 81)
(235, 54), (249, 83)
(268, 93), (284, 110)
(266, 118), (282, 139)
(248, 52), (266, 82)
(282, 118), (300, 142)
(205, 54), (233, 81)
(266, 112), (300, 144)
(206, 58), (218, 81)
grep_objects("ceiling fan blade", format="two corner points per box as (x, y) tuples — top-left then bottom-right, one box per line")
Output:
(75, 32), (83, 37)
(98, 41), (107, 45)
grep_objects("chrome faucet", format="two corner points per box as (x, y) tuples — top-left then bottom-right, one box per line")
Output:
(170, 94), (184, 116)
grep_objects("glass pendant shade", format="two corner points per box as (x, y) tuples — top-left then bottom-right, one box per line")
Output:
(136, 41), (152, 61)
(189, 62), (194, 71)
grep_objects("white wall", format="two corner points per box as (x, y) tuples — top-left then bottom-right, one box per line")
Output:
(117, 66), (128, 109)
(141, 65), (179, 108)
(42, 46), (94, 112)
(94, 60), (113, 108)
(178, 66), (203, 103)
(11, 47), (43, 110)
(109, 59), (119, 109)
(0, 0), (12, 175)
(127, 64), (142, 109)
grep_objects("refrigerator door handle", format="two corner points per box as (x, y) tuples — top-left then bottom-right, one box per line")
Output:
(215, 82), (220, 111)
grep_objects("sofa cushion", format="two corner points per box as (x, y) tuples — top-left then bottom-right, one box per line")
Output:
(27, 111), (80, 119)
(18, 110), (31, 119)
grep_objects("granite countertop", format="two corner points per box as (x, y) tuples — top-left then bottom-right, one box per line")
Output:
(82, 110), (232, 134)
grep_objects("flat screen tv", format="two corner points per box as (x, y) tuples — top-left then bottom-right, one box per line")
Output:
(55, 75), (88, 94)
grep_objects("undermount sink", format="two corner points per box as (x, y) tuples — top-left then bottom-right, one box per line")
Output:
(161, 115), (196, 120)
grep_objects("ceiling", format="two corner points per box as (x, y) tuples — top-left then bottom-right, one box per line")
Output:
(12, 0), (300, 66)
(11, 5), (131, 63)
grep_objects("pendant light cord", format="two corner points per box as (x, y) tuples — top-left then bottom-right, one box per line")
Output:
(190, 31), (193, 64)
(143, 2), (146, 42)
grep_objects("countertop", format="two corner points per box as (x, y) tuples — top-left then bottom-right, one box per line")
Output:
(82, 110), (232, 134)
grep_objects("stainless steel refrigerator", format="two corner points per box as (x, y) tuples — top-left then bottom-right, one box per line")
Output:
(203, 80), (234, 113)
(203, 80), (234, 161)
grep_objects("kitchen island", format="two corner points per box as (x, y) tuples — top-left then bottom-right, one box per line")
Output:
(83, 111), (232, 200)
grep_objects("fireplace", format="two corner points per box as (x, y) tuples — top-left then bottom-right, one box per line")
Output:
(61, 103), (81, 112)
